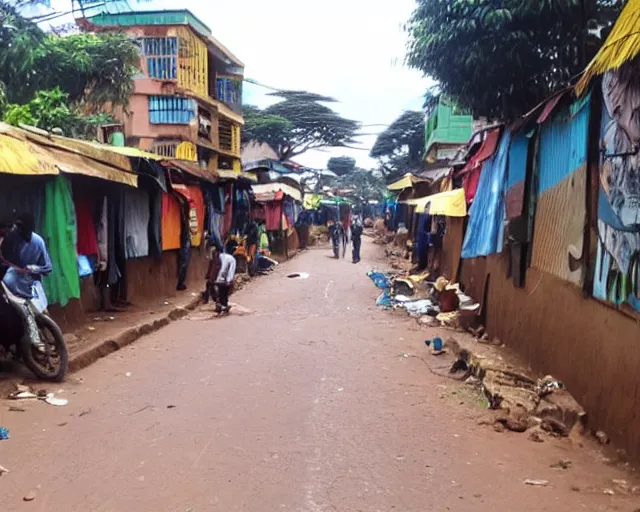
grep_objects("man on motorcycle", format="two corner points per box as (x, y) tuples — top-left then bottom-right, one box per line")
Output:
(1, 213), (52, 350)
(1, 212), (52, 297)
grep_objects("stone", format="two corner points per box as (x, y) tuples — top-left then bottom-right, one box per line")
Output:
(419, 316), (438, 327)
(595, 431), (610, 445)
(24, 491), (36, 502)
(528, 429), (545, 443)
(550, 459), (572, 470)
(540, 418), (569, 437)
(493, 422), (505, 433)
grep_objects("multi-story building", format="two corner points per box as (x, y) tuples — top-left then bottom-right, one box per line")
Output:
(78, 9), (244, 173)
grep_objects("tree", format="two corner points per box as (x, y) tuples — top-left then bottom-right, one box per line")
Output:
(0, 1), (139, 137)
(370, 110), (425, 179)
(335, 167), (385, 202)
(0, 1), (139, 107)
(327, 156), (356, 177)
(4, 87), (115, 138)
(406, 0), (624, 120)
(242, 91), (360, 161)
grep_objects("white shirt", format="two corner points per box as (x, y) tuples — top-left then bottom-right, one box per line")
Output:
(216, 253), (236, 285)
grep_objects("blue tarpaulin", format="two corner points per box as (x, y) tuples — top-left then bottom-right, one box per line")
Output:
(461, 129), (512, 259)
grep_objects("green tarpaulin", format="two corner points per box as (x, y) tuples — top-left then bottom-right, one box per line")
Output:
(42, 176), (80, 307)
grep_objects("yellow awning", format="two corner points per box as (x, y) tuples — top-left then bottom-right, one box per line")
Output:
(51, 148), (138, 187)
(577, 0), (640, 95)
(0, 125), (137, 186)
(0, 133), (59, 176)
(387, 173), (429, 191)
(404, 188), (467, 217)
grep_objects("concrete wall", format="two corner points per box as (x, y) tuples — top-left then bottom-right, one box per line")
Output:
(459, 253), (640, 460)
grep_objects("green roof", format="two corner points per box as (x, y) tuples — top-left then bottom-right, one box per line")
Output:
(86, 9), (211, 38)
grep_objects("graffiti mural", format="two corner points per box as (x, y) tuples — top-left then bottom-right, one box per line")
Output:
(593, 63), (640, 311)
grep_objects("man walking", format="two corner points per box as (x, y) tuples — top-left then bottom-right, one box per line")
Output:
(351, 216), (364, 263)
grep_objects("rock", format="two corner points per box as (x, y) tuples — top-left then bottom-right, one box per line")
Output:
(603, 489), (615, 496)
(0, 464), (9, 475)
(550, 459), (572, 470)
(419, 315), (438, 327)
(24, 491), (36, 502)
(528, 429), (545, 443)
(540, 418), (569, 437)
(595, 430), (610, 445)
(493, 422), (505, 433)
(505, 415), (529, 433)
(570, 485), (581, 493)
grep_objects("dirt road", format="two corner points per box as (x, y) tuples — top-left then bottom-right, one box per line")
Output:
(0, 242), (637, 511)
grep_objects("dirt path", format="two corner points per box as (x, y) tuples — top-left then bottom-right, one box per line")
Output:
(0, 241), (637, 511)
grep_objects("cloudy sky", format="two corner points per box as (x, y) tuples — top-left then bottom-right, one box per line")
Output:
(47, 0), (428, 169)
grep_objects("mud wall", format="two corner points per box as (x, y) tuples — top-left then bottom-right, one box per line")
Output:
(460, 253), (640, 459)
(50, 250), (208, 330)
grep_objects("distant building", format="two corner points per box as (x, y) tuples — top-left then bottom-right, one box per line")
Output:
(77, 9), (244, 173)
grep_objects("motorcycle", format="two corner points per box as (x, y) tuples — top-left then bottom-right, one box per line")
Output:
(0, 260), (68, 381)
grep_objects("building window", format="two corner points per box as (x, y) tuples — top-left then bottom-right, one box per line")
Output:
(141, 37), (178, 80)
(216, 75), (242, 111)
(219, 117), (233, 151)
(148, 96), (196, 125)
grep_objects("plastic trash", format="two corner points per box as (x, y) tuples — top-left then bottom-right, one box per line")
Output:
(44, 395), (68, 407)
(368, 271), (391, 290)
(376, 291), (393, 308)
(432, 337), (444, 351)
(0, 427), (9, 440)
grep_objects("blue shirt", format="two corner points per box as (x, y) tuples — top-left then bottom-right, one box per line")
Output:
(1, 230), (52, 298)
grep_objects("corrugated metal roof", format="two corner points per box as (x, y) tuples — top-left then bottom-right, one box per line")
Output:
(252, 183), (302, 203)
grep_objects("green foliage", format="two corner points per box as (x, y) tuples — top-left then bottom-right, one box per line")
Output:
(3, 87), (115, 138)
(242, 91), (360, 161)
(242, 105), (293, 147)
(327, 156), (356, 177)
(406, 0), (624, 119)
(370, 110), (425, 178)
(335, 168), (385, 201)
(0, 2), (139, 107)
(3, 103), (35, 126)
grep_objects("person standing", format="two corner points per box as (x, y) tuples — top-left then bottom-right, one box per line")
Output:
(351, 216), (364, 263)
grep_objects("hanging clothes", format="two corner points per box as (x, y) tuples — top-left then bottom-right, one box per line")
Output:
(74, 193), (99, 257)
(162, 192), (182, 250)
(265, 202), (281, 231)
(124, 187), (150, 259)
(148, 187), (163, 257)
(177, 201), (191, 291)
(42, 176), (80, 307)
(223, 184), (233, 238)
(186, 185), (205, 247)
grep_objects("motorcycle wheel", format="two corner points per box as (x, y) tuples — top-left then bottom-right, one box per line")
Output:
(22, 314), (68, 382)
